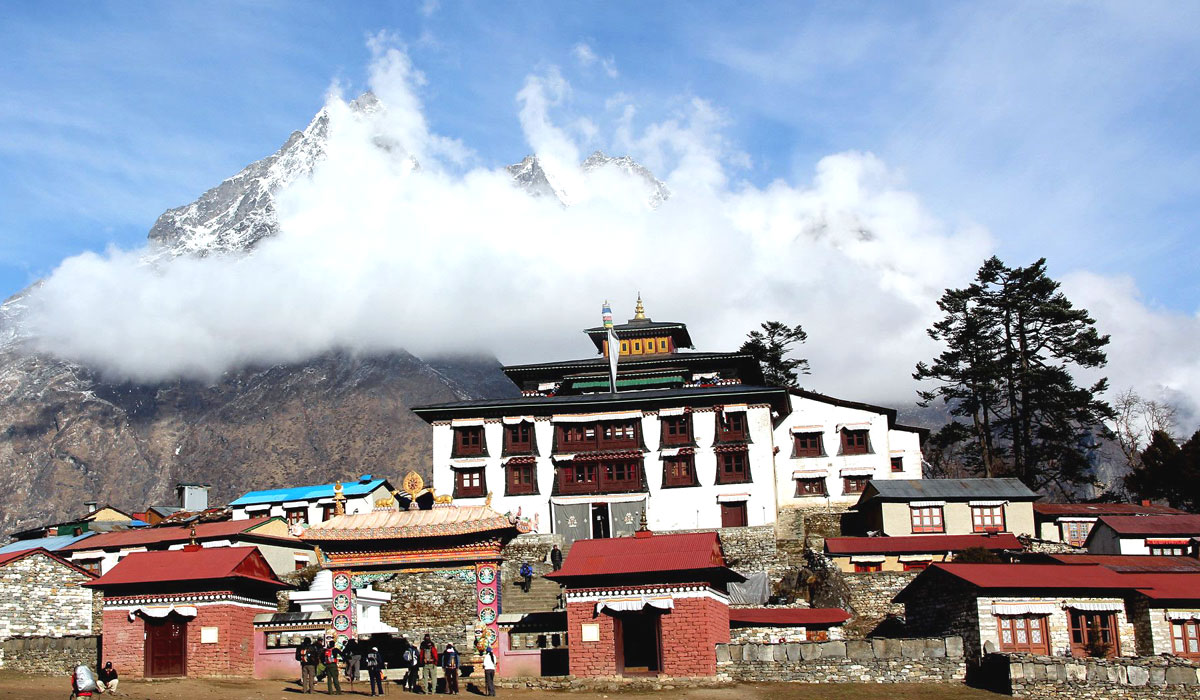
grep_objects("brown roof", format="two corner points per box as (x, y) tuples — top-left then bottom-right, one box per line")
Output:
(1096, 514), (1200, 536)
(60, 517), (290, 551)
(301, 506), (516, 540)
(1045, 554), (1200, 573)
(0, 548), (97, 578)
(1034, 502), (1186, 517)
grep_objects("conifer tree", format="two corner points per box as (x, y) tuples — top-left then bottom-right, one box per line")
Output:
(1125, 430), (1200, 513)
(740, 321), (809, 389)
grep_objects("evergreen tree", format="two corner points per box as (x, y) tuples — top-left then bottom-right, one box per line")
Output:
(740, 321), (809, 388)
(915, 257), (1113, 491)
(1125, 430), (1200, 513)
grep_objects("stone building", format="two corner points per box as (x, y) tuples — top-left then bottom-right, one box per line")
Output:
(86, 546), (288, 678)
(546, 529), (741, 678)
(0, 548), (99, 669)
(824, 532), (1024, 573)
(1033, 502), (1185, 546)
(850, 478), (1039, 538)
(1084, 514), (1200, 556)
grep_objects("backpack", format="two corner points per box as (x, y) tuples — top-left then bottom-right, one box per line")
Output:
(520, 563), (533, 576)
(402, 647), (415, 665)
(444, 652), (457, 670)
(304, 646), (322, 665)
(74, 666), (98, 692)
(324, 647), (337, 664)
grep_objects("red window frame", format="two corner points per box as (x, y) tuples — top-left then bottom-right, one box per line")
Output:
(320, 504), (337, 522)
(662, 454), (697, 488)
(720, 501), (748, 528)
(794, 432), (823, 457)
(853, 562), (881, 573)
(455, 468), (486, 499)
(717, 411), (748, 442)
(843, 476), (870, 494)
(910, 506), (945, 534)
(890, 456), (904, 472)
(841, 429), (869, 455)
(795, 477), (826, 496)
(661, 414), (692, 446)
(505, 422), (534, 454)
(507, 461), (537, 495)
(972, 505), (1006, 532)
(716, 449), (751, 484)
(902, 561), (930, 572)
(997, 615), (1050, 654)
(556, 458), (642, 495)
(556, 421), (639, 452)
(1062, 521), (1092, 546)
(1069, 610), (1119, 658)
(454, 426), (485, 457)
(1171, 620), (1200, 659)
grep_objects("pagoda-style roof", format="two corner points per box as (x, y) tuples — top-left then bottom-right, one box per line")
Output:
(502, 352), (764, 389)
(301, 505), (517, 541)
(582, 319), (694, 353)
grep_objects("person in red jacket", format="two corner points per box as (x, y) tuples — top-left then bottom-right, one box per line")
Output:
(418, 634), (439, 694)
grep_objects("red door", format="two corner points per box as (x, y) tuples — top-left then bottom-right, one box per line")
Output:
(145, 616), (187, 677)
(720, 502), (748, 528)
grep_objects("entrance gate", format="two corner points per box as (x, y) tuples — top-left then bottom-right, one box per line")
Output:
(145, 615), (187, 677)
(615, 610), (662, 675)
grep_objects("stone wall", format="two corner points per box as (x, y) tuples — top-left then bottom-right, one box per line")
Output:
(0, 635), (98, 674)
(729, 624), (844, 644)
(0, 552), (95, 639)
(715, 636), (966, 683)
(500, 533), (563, 581)
(841, 571), (916, 635)
(996, 653), (1200, 699)
(373, 568), (479, 651)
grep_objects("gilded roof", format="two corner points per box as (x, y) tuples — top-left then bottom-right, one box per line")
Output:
(300, 506), (516, 541)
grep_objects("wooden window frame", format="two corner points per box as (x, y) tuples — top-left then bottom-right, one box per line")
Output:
(910, 506), (945, 534)
(720, 501), (748, 528)
(840, 429), (869, 455)
(793, 432), (823, 458)
(556, 458), (643, 495)
(902, 561), (930, 572)
(455, 468), (487, 499)
(716, 411), (748, 442)
(890, 456), (904, 472)
(853, 562), (881, 573)
(662, 454), (697, 488)
(715, 449), (751, 485)
(660, 414), (693, 447)
(285, 507), (308, 526)
(556, 421), (639, 452)
(795, 477), (826, 497)
(842, 476), (870, 494)
(1068, 610), (1120, 658)
(320, 504), (337, 522)
(997, 615), (1051, 654)
(453, 426), (486, 457)
(1150, 546), (1187, 556)
(505, 422), (534, 455)
(1171, 620), (1200, 659)
(506, 461), (537, 496)
(972, 505), (1006, 533)
(1062, 521), (1092, 547)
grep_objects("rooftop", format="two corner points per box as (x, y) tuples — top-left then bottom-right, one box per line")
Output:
(229, 476), (389, 506)
(1094, 514), (1200, 536)
(825, 533), (1024, 556)
(728, 607), (850, 626)
(1034, 502), (1186, 517)
(0, 548), (97, 577)
(1043, 554), (1200, 573)
(855, 478), (1039, 505)
(301, 506), (516, 540)
(60, 516), (293, 552)
(896, 563), (1133, 601)
(546, 531), (744, 583)
(85, 546), (285, 589)
(0, 532), (94, 554)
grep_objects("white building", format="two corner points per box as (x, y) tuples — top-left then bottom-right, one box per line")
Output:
(1085, 514), (1200, 556)
(229, 475), (400, 530)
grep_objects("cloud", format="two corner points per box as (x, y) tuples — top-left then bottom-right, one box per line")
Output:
(18, 46), (1200, 435)
(572, 42), (618, 78)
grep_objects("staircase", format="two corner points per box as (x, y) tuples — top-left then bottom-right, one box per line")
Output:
(501, 574), (564, 614)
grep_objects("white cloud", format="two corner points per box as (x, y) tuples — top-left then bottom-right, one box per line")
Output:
(18, 47), (1200, 435)
(572, 41), (618, 78)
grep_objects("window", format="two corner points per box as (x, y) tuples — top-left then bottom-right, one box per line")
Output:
(910, 506), (945, 534)
(795, 477), (826, 496)
(997, 615), (1050, 654)
(556, 421), (638, 452)
(285, 508), (308, 526)
(455, 468), (486, 498)
(1171, 620), (1200, 659)
(1150, 545), (1187, 556)
(720, 501), (748, 528)
(556, 458), (642, 495)
(717, 411), (748, 442)
(453, 426), (485, 457)
(1069, 610), (1119, 658)
(843, 476), (870, 494)
(77, 560), (101, 574)
(320, 504), (337, 522)
(661, 414), (692, 446)
(506, 460), (537, 496)
(1062, 521), (1092, 547)
(716, 449), (750, 484)
(853, 562), (881, 573)
(793, 432), (823, 458)
(663, 454), (697, 488)
(841, 429), (869, 455)
(294, 556), (310, 571)
(972, 505), (1006, 532)
(633, 340), (641, 352)
(890, 456), (904, 472)
(659, 339), (669, 353)
(902, 561), (930, 572)
(505, 422), (534, 454)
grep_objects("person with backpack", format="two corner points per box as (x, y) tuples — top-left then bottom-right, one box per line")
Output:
(324, 639), (343, 695)
(418, 634), (438, 694)
(70, 664), (97, 699)
(365, 646), (384, 697)
(519, 562), (533, 593)
(400, 636), (418, 692)
(300, 638), (321, 694)
(343, 636), (362, 688)
(481, 645), (497, 697)
(440, 644), (460, 695)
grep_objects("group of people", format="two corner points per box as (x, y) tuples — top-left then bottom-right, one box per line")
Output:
(69, 661), (118, 698)
(296, 633), (497, 696)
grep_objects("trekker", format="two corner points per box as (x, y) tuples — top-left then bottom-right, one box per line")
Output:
(324, 639), (344, 695)
(398, 635), (417, 692)
(70, 664), (97, 699)
(481, 645), (497, 697)
(301, 637), (320, 694)
(365, 646), (384, 697)
(96, 662), (119, 694)
(440, 643), (460, 695)
(344, 636), (362, 686)
(418, 633), (438, 694)
(519, 562), (533, 592)
(549, 544), (563, 571)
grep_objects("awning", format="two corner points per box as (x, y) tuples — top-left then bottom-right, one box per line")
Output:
(910, 500), (946, 507)
(283, 501), (309, 509)
(720, 404), (748, 413)
(135, 605), (197, 619)
(850, 555), (886, 563)
(792, 470), (828, 478)
(658, 407), (687, 417)
(660, 447), (685, 457)
(836, 422), (871, 431)
(243, 504), (271, 511)
(449, 460), (487, 470)
(717, 493), (750, 503)
(1146, 539), (1192, 546)
(1166, 611), (1200, 621)
(551, 494), (646, 505)
(1064, 601), (1124, 612)
(789, 425), (824, 434)
(502, 416), (534, 425)
(840, 468), (875, 477)
(595, 597), (675, 614)
(970, 500), (1007, 507)
(898, 554), (934, 562)
(552, 411), (642, 423)
(991, 603), (1056, 616)
(451, 418), (486, 427)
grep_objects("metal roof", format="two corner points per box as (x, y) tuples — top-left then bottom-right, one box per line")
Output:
(825, 533), (1024, 555)
(84, 546), (286, 589)
(229, 478), (389, 506)
(728, 608), (850, 626)
(60, 516), (292, 552)
(1044, 554), (1200, 573)
(546, 531), (744, 584)
(0, 532), (94, 554)
(856, 478), (1039, 505)
(1034, 502), (1185, 517)
(1094, 514), (1200, 536)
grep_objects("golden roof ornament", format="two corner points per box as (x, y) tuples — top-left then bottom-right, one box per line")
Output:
(189, 522), (198, 546)
(401, 470), (425, 498)
(333, 481), (346, 516)
(633, 293), (646, 320)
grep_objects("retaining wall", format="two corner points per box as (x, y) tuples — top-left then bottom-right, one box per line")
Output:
(715, 636), (966, 683)
(0, 635), (100, 675)
(995, 652), (1200, 699)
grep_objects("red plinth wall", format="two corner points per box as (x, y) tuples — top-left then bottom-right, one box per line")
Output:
(101, 604), (260, 679)
(566, 595), (730, 678)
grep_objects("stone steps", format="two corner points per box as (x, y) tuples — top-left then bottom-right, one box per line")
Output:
(500, 575), (563, 614)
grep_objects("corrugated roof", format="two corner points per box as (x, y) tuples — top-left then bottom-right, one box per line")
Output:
(301, 506), (516, 540)
(546, 531), (742, 582)
(857, 478), (1039, 503)
(1129, 573), (1200, 601)
(1095, 514), (1200, 536)
(229, 478), (388, 506)
(60, 517), (288, 551)
(84, 546), (286, 588)
(825, 533), (1024, 555)
(1034, 503), (1185, 517)
(411, 384), (790, 418)
(1045, 554), (1200, 573)
(0, 532), (94, 554)
(729, 607), (850, 626)
(923, 563), (1133, 590)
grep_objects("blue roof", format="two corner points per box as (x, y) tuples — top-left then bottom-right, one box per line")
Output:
(229, 478), (390, 506)
(0, 532), (94, 554)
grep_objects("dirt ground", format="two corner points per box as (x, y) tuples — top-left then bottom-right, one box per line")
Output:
(0, 674), (1005, 700)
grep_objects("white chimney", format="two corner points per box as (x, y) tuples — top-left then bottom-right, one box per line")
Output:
(176, 483), (211, 511)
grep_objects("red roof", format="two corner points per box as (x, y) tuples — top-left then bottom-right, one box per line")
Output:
(824, 533), (1023, 555)
(1045, 554), (1200, 573)
(60, 517), (292, 551)
(84, 546), (286, 588)
(729, 607), (850, 626)
(1034, 503), (1185, 517)
(1128, 573), (1200, 601)
(546, 531), (739, 582)
(923, 563), (1134, 590)
(1096, 514), (1200, 536)
(0, 548), (97, 578)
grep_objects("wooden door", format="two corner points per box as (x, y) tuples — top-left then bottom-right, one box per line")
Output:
(145, 616), (187, 677)
(720, 502), (747, 528)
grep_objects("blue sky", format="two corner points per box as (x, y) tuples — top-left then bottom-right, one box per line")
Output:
(2, 1), (1199, 313)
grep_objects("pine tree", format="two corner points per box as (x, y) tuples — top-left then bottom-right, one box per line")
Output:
(740, 321), (809, 389)
(1125, 430), (1200, 512)
(915, 257), (1113, 491)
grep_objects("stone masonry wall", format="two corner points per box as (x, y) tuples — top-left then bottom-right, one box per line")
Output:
(729, 624), (844, 644)
(373, 569), (478, 651)
(999, 652), (1200, 699)
(0, 552), (95, 639)
(716, 636), (966, 683)
(841, 571), (916, 635)
(0, 635), (98, 674)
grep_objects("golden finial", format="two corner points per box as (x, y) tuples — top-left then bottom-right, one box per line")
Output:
(402, 471), (425, 498)
(485, 492), (493, 508)
(189, 522), (198, 546)
(333, 481), (346, 516)
(633, 293), (646, 320)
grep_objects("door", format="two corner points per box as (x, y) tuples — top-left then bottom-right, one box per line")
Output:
(1069, 610), (1119, 658)
(616, 611), (662, 675)
(609, 501), (645, 538)
(591, 503), (611, 539)
(553, 503), (591, 546)
(720, 501), (748, 528)
(145, 615), (187, 677)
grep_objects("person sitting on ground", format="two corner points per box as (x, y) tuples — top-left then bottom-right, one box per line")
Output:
(519, 561), (533, 592)
(441, 643), (460, 695)
(96, 662), (119, 695)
